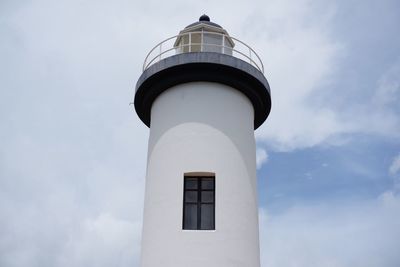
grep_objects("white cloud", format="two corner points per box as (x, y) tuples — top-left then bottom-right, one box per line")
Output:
(259, 192), (400, 267)
(249, 1), (400, 151)
(389, 153), (400, 192)
(256, 148), (269, 169)
(343, 58), (400, 139)
(248, 0), (348, 151)
(389, 154), (400, 176)
(375, 59), (400, 107)
(0, 1), (150, 266)
(0, 120), (147, 267)
(56, 213), (141, 267)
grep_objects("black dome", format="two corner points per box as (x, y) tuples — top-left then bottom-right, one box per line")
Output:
(199, 14), (210, 22)
(185, 15), (222, 29)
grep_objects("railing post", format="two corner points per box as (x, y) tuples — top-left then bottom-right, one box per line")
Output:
(222, 34), (225, 54)
(189, 32), (191, 53)
(201, 30), (204, 52)
(249, 47), (252, 64)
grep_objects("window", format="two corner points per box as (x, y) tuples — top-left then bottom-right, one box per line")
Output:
(203, 33), (222, 53)
(183, 176), (215, 230)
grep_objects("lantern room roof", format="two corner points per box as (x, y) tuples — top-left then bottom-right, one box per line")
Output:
(185, 15), (223, 29)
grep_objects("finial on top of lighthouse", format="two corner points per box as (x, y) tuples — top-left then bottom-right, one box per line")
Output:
(199, 14), (210, 22)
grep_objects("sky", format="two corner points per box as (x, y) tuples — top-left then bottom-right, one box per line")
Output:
(1, 0), (400, 266)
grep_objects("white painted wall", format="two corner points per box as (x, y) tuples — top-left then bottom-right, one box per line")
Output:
(140, 82), (260, 267)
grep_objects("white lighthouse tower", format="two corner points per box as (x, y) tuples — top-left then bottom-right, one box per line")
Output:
(134, 15), (271, 267)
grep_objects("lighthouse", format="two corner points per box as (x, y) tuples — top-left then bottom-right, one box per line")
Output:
(134, 15), (271, 267)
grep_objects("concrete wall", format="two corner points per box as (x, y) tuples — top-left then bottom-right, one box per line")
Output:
(140, 82), (260, 267)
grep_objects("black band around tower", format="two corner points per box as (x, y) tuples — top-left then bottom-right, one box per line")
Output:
(134, 52), (271, 129)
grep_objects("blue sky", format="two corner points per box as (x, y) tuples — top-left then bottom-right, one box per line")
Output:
(259, 136), (398, 210)
(1, 0), (400, 266)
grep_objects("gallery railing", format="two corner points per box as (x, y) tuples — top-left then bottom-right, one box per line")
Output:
(142, 31), (264, 73)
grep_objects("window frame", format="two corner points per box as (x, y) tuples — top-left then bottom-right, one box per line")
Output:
(182, 175), (215, 230)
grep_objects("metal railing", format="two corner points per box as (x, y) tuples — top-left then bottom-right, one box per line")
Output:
(142, 31), (264, 73)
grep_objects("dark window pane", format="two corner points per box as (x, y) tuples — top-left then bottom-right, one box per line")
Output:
(183, 175), (215, 230)
(201, 191), (214, 203)
(201, 178), (214, 190)
(185, 178), (198, 190)
(184, 204), (198, 230)
(200, 204), (214, 230)
(185, 191), (198, 203)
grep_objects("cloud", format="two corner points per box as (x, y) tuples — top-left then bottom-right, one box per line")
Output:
(369, 59), (400, 136)
(0, 1), (152, 266)
(259, 191), (400, 267)
(338, 58), (400, 140)
(389, 153), (400, 192)
(375, 59), (400, 107)
(0, 120), (147, 267)
(389, 154), (400, 176)
(56, 213), (141, 267)
(256, 148), (269, 169)
(247, 0), (348, 151)
(249, 1), (400, 151)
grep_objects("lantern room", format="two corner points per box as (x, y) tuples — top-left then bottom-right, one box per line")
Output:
(174, 14), (234, 55)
